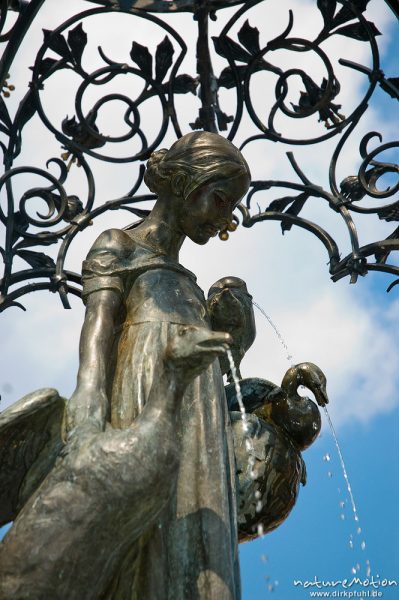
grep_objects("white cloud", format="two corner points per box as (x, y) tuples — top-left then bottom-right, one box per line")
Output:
(1, 0), (399, 433)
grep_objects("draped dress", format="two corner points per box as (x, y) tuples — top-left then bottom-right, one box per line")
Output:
(81, 228), (240, 600)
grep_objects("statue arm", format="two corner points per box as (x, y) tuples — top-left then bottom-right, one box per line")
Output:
(67, 228), (131, 432)
(67, 289), (121, 432)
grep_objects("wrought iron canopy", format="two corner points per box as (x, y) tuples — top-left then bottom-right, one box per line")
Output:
(1, 0), (399, 311)
(83, 0), (246, 13)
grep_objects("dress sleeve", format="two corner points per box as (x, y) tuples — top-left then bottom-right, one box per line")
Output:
(81, 229), (129, 304)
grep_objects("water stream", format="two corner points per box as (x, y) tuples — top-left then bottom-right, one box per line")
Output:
(226, 348), (256, 469)
(252, 302), (294, 366)
(226, 348), (265, 536)
(323, 407), (360, 525)
(252, 301), (370, 575)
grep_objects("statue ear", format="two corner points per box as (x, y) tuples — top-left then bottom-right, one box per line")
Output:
(171, 173), (188, 197)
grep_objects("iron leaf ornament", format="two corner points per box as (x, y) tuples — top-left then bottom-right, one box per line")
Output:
(0, 0), (399, 310)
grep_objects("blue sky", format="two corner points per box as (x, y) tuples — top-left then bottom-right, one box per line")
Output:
(240, 376), (399, 599)
(238, 10), (399, 590)
(1, 1), (399, 598)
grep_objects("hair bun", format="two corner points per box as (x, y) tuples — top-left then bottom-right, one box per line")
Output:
(144, 148), (168, 193)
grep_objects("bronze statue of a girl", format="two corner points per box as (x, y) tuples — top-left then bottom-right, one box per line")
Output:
(68, 131), (251, 599)
(0, 132), (328, 600)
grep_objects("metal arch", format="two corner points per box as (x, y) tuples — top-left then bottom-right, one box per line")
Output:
(1, 0), (399, 311)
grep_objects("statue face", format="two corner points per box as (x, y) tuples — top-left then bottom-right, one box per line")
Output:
(178, 173), (249, 245)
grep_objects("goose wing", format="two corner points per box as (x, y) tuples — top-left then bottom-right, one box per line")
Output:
(231, 412), (303, 543)
(0, 388), (65, 526)
(226, 377), (284, 413)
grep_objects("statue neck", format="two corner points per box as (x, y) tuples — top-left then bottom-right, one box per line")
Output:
(281, 368), (301, 400)
(132, 198), (185, 260)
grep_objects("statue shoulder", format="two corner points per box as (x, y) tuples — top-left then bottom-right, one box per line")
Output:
(87, 228), (136, 259)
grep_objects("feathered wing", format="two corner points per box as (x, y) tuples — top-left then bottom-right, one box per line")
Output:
(0, 388), (65, 526)
(230, 410), (304, 543)
(225, 377), (284, 413)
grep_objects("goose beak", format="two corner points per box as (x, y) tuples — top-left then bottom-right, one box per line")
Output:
(294, 362), (329, 407)
(196, 331), (232, 355)
(313, 384), (329, 407)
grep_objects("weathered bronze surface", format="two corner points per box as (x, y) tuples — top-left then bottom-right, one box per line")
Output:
(207, 276), (256, 382)
(0, 327), (233, 599)
(0, 132), (328, 599)
(227, 363), (328, 542)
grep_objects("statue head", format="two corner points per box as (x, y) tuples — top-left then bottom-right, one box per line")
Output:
(144, 132), (251, 244)
(145, 131), (250, 199)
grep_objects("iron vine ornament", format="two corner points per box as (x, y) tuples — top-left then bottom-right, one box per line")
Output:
(0, 0), (399, 311)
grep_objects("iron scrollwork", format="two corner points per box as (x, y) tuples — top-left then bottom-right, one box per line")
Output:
(211, 0), (399, 287)
(0, 0), (399, 311)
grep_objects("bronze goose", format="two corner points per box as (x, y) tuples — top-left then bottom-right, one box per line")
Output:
(227, 362), (328, 542)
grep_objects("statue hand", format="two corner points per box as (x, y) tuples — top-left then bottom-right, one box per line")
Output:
(66, 386), (109, 435)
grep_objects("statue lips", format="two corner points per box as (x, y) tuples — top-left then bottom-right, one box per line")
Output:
(203, 224), (219, 237)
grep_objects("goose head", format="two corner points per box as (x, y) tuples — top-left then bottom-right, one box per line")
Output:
(207, 276), (256, 378)
(165, 325), (232, 387)
(268, 362), (328, 451)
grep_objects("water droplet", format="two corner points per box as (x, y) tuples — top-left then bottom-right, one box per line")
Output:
(252, 303), (294, 367)
(340, 513), (345, 521)
(268, 584), (274, 592)
(357, 527), (362, 535)
(339, 501), (345, 508)
(323, 453), (331, 462)
(257, 524), (264, 537)
(328, 471), (333, 478)
(351, 567), (356, 575)
(261, 555), (268, 563)
(356, 563), (360, 572)
(349, 537), (353, 549)
(366, 560), (371, 577)
(354, 514), (359, 522)
(361, 540), (366, 551)
(256, 501), (262, 513)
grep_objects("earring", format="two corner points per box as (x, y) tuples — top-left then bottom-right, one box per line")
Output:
(219, 219), (238, 241)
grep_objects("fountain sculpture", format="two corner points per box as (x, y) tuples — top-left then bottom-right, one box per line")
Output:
(0, 132), (328, 600)
(1, 0), (398, 594)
